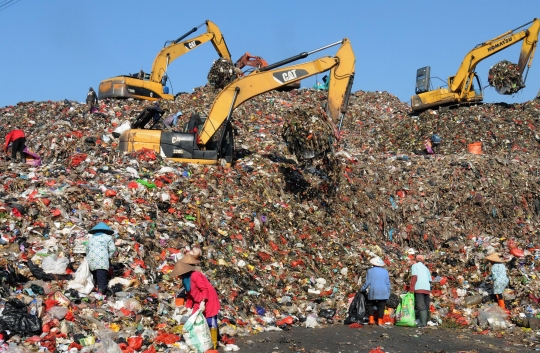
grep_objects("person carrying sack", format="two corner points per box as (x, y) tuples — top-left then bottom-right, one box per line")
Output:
(360, 256), (391, 326)
(409, 254), (432, 327)
(171, 260), (220, 350)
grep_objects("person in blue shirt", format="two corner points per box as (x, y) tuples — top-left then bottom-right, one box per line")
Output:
(361, 257), (391, 326)
(485, 252), (509, 310)
(86, 222), (116, 295)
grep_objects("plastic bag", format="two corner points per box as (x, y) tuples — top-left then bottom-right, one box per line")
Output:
(305, 313), (320, 328)
(123, 298), (143, 313)
(344, 291), (366, 325)
(318, 308), (336, 320)
(182, 308), (212, 353)
(386, 293), (400, 309)
(97, 333), (123, 353)
(368, 347), (385, 353)
(395, 293), (416, 327)
(0, 298), (42, 335)
(478, 305), (508, 330)
(67, 258), (94, 294)
(112, 121), (132, 138)
(42, 255), (69, 274)
(463, 295), (483, 306)
(48, 305), (68, 319)
(27, 260), (72, 281)
(154, 333), (180, 344)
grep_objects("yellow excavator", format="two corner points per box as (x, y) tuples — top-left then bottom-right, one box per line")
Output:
(411, 18), (540, 112)
(98, 20), (231, 101)
(118, 38), (355, 166)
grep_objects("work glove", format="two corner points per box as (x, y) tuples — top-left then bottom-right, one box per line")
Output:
(199, 300), (206, 312)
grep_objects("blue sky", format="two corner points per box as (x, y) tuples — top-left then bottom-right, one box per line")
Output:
(1, 0), (539, 108)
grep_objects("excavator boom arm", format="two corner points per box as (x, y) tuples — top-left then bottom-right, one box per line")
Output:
(149, 20), (232, 83)
(450, 18), (540, 93)
(199, 39), (355, 145)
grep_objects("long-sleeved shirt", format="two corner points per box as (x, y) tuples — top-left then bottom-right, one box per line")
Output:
(4, 130), (25, 152)
(490, 263), (509, 295)
(86, 232), (116, 271)
(185, 271), (220, 318)
(360, 266), (391, 300)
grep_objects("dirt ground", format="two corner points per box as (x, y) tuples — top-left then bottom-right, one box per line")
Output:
(232, 325), (529, 353)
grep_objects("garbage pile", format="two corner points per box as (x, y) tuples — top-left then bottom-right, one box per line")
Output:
(207, 58), (239, 90)
(488, 60), (523, 95)
(1, 86), (540, 351)
(345, 90), (540, 156)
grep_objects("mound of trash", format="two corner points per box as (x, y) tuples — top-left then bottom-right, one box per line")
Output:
(1, 87), (540, 351)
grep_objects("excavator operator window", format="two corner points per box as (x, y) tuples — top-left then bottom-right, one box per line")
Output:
(415, 67), (431, 94)
(473, 74), (483, 96)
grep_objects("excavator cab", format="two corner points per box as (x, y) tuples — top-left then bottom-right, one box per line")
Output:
(119, 115), (234, 165)
(415, 67), (431, 94)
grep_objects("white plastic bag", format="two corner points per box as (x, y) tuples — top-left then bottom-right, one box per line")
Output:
(305, 313), (320, 328)
(41, 255), (69, 274)
(182, 308), (212, 353)
(113, 121), (131, 138)
(67, 258), (94, 294)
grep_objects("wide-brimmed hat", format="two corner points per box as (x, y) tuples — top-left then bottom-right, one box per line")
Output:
(485, 252), (506, 263)
(180, 253), (200, 265)
(407, 248), (416, 255)
(89, 222), (114, 235)
(369, 257), (385, 267)
(170, 261), (195, 277)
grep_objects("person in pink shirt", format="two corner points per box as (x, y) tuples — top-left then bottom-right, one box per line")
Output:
(3, 128), (26, 164)
(171, 261), (220, 350)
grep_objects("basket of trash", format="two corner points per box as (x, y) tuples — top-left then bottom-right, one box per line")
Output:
(467, 142), (482, 154)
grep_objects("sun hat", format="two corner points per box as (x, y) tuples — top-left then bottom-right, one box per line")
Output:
(180, 253), (200, 265)
(485, 252), (506, 263)
(88, 222), (114, 235)
(369, 257), (385, 267)
(170, 261), (195, 277)
(407, 248), (416, 255)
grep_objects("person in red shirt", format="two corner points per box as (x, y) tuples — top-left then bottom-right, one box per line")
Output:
(3, 128), (26, 164)
(171, 261), (220, 349)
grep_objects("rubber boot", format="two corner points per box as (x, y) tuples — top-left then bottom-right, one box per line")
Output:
(497, 299), (506, 310)
(418, 310), (428, 327)
(368, 315), (375, 325)
(210, 327), (218, 350)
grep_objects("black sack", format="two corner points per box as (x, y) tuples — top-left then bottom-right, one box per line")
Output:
(344, 290), (367, 325)
(0, 298), (42, 335)
(26, 260), (72, 281)
(386, 293), (400, 309)
(318, 308), (336, 320)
